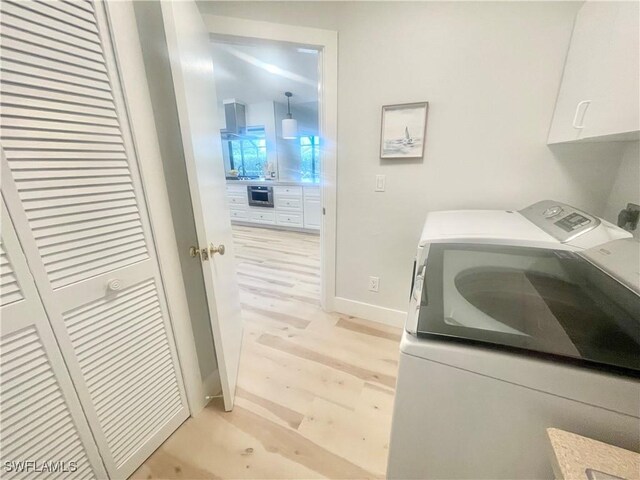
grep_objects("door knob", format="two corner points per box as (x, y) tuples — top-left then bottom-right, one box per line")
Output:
(209, 243), (225, 256)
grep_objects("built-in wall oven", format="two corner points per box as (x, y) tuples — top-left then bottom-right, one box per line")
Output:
(248, 185), (274, 207)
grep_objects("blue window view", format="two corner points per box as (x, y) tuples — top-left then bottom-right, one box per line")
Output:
(300, 135), (320, 183)
(226, 127), (267, 178)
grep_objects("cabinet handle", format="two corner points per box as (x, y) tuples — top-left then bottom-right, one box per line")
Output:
(572, 100), (591, 129)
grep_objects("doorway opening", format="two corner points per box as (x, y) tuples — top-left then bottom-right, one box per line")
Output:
(210, 36), (323, 309)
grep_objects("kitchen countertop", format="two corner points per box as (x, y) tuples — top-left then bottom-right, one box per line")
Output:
(547, 428), (640, 480)
(226, 179), (320, 187)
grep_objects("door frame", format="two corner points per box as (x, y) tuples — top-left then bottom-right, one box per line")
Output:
(202, 15), (338, 311)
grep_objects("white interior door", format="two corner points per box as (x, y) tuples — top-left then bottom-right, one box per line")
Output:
(0, 201), (108, 480)
(161, 0), (244, 412)
(0, 0), (189, 477)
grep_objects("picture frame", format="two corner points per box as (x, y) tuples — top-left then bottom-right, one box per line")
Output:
(380, 102), (429, 159)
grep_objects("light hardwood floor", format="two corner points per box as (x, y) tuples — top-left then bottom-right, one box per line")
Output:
(132, 225), (402, 479)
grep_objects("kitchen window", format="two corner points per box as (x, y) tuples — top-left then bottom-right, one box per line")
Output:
(224, 126), (267, 178)
(300, 135), (320, 183)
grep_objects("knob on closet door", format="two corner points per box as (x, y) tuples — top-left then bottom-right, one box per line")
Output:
(209, 244), (225, 256)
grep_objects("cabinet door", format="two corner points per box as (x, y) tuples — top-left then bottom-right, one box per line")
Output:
(0, 1), (188, 477)
(304, 197), (322, 230)
(548, 2), (639, 143)
(582, 2), (640, 139)
(548, 3), (618, 144)
(0, 202), (107, 480)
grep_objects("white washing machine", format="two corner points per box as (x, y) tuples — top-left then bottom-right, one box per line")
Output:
(387, 200), (640, 479)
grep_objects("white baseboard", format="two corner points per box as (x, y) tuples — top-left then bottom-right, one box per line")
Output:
(333, 296), (406, 328)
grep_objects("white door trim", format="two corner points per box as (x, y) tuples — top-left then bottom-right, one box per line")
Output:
(201, 15), (339, 311)
(102, 0), (210, 415)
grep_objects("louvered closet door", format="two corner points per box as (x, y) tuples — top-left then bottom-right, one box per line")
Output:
(0, 1), (189, 478)
(0, 201), (108, 480)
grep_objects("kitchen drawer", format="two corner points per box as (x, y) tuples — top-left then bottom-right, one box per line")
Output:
(276, 211), (303, 227)
(249, 209), (276, 224)
(229, 202), (248, 211)
(226, 184), (247, 194)
(229, 209), (249, 221)
(275, 196), (302, 210)
(274, 186), (302, 197)
(304, 186), (320, 198)
(227, 193), (248, 207)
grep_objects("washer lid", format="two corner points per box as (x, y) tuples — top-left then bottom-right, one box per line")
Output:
(416, 243), (640, 375)
(581, 239), (640, 295)
(419, 210), (557, 248)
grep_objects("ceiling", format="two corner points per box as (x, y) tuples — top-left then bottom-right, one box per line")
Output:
(211, 40), (319, 106)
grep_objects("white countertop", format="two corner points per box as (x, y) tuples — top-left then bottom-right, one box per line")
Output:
(226, 179), (320, 187)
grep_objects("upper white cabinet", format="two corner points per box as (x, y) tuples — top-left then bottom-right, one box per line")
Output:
(548, 2), (639, 144)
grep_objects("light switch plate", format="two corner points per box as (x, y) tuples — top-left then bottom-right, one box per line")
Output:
(375, 175), (385, 192)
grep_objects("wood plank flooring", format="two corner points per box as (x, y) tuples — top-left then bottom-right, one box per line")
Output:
(131, 225), (402, 479)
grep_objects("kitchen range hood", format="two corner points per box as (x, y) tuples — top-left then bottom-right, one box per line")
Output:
(221, 99), (246, 138)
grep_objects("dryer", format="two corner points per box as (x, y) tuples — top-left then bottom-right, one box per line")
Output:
(388, 200), (639, 479)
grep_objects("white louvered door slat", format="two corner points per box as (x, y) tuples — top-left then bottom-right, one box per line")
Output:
(0, 202), (107, 480)
(0, 1), (189, 478)
(0, 244), (23, 307)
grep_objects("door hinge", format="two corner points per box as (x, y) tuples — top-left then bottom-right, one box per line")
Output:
(323, 207), (326, 215)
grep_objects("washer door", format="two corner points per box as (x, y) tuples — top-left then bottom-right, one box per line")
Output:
(417, 244), (640, 374)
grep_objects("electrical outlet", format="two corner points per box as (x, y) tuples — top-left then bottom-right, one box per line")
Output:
(368, 276), (379, 292)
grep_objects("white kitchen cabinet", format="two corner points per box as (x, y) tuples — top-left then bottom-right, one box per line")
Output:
(275, 196), (303, 210)
(274, 185), (303, 197)
(303, 187), (321, 230)
(277, 211), (304, 227)
(227, 183), (320, 231)
(548, 2), (639, 144)
(227, 193), (248, 207)
(275, 184), (303, 228)
(249, 208), (276, 224)
(229, 209), (249, 221)
(226, 184), (247, 195)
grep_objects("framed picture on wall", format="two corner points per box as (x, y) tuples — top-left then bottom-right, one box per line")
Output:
(380, 102), (429, 159)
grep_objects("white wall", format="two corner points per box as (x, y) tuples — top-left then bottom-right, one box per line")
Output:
(603, 141), (640, 239)
(200, 1), (629, 317)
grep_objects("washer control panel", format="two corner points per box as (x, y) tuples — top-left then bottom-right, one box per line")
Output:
(519, 200), (600, 243)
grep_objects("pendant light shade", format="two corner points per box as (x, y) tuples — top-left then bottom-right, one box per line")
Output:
(282, 91), (298, 139)
(282, 118), (298, 139)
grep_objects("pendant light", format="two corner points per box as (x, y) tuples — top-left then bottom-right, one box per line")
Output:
(282, 91), (298, 139)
